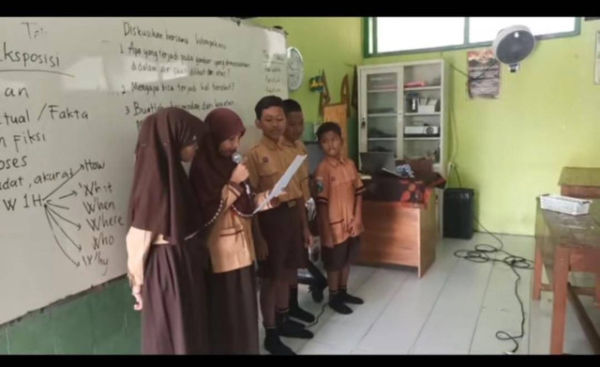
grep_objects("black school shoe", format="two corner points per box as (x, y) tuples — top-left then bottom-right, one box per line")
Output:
(340, 289), (364, 305)
(309, 283), (326, 303)
(328, 294), (353, 315)
(289, 304), (316, 323)
(276, 311), (314, 339)
(286, 317), (307, 330)
(306, 262), (328, 303)
(264, 328), (295, 355)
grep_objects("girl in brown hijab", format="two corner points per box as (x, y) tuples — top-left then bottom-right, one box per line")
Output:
(190, 108), (277, 355)
(126, 107), (209, 354)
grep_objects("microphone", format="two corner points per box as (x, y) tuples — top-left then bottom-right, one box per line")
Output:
(232, 152), (251, 196)
(232, 152), (243, 164)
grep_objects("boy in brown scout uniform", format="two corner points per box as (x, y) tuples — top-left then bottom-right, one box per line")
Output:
(315, 122), (366, 315)
(282, 99), (328, 312)
(245, 96), (313, 355)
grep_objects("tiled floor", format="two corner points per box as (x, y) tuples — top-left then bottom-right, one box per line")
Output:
(259, 233), (600, 355)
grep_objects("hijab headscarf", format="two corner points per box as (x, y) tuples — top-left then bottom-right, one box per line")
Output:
(190, 108), (253, 226)
(128, 107), (204, 244)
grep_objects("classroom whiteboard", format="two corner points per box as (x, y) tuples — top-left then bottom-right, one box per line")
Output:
(0, 17), (288, 325)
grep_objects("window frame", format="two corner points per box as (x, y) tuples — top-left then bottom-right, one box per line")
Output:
(364, 17), (581, 58)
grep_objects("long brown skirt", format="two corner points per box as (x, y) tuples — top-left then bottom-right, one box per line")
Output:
(142, 235), (210, 354)
(208, 265), (259, 355)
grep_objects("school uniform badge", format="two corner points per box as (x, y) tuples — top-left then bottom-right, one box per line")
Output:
(316, 178), (324, 193)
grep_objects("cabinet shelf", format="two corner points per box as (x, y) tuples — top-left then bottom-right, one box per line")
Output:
(367, 113), (398, 117)
(404, 86), (441, 91)
(404, 137), (440, 141)
(404, 112), (440, 116)
(367, 88), (397, 93)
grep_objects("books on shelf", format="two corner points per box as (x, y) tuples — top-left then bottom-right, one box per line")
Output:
(404, 81), (427, 88)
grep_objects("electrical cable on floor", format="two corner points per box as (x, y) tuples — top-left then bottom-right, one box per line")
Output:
(450, 164), (534, 354)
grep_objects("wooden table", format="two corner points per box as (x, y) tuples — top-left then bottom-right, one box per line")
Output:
(533, 199), (600, 354)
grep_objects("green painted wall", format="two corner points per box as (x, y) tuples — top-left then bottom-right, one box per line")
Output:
(252, 17), (363, 160)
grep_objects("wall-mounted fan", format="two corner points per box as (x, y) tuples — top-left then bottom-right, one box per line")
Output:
(492, 25), (536, 72)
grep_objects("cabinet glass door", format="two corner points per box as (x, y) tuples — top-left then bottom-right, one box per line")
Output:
(402, 63), (442, 165)
(365, 72), (401, 156)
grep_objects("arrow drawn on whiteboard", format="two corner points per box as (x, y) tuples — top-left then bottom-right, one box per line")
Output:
(43, 167), (83, 201)
(45, 205), (82, 251)
(44, 207), (81, 267)
(46, 200), (69, 210)
(59, 190), (78, 200)
(47, 206), (81, 230)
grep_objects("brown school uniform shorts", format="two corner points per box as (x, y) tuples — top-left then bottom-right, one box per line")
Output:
(321, 236), (361, 272)
(257, 201), (306, 278)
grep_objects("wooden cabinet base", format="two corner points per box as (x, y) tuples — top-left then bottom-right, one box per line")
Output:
(357, 195), (439, 278)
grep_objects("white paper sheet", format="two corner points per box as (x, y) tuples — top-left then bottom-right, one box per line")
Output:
(253, 154), (307, 214)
